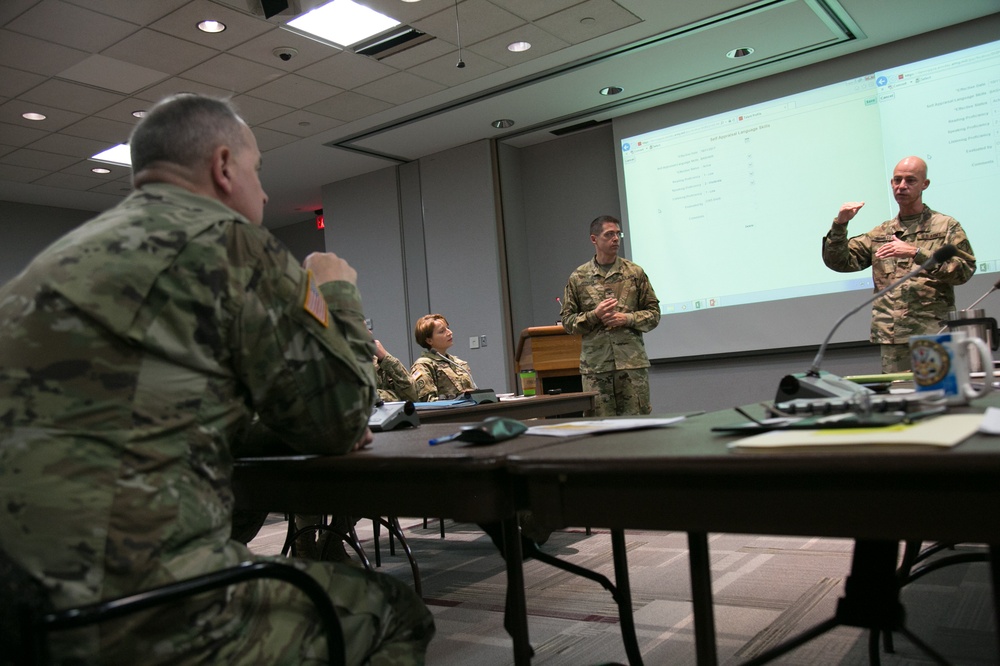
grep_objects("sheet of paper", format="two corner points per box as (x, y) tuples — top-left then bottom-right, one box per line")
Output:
(979, 407), (1000, 435)
(526, 417), (686, 438)
(728, 414), (983, 450)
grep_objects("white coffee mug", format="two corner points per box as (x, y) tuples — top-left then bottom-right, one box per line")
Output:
(909, 330), (993, 405)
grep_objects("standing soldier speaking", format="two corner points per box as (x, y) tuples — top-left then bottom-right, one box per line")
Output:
(561, 215), (661, 416)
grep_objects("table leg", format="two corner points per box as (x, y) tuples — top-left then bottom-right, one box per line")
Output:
(991, 544), (1000, 661)
(688, 532), (718, 666)
(611, 529), (644, 665)
(501, 516), (533, 665)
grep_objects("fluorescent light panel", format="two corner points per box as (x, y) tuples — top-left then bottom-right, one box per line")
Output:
(91, 144), (132, 166)
(287, 0), (399, 47)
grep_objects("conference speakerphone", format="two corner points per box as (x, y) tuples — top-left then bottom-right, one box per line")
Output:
(770, 390), (945, 417)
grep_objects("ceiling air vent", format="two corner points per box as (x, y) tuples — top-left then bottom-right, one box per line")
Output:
(354, 26), (433, 60)
(550, 119), (610, 136)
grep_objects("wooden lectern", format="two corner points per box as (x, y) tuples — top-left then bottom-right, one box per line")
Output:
(514, 325), (583, 394)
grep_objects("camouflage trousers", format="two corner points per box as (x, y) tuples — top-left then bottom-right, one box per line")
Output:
(582, 368), (651, 416)
(881, 343), (912, 373)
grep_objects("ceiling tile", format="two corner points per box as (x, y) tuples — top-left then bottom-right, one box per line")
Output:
(353, 71), (446, 105)
(0, 162), (48, 183)
(535, 0), (641, 45)
(20, 79), (124, 115)
(133, 77), (232, 104)
(260, 109), (344, 137)
(7, 0), (139, 52)
(0, 99), (83, 131)
(488, 0), (583, 22)
(0, 65), (46, 98)
(60, 155), (131, 178)
(228, 26), (342, 71)
(412, 0), (524, 45)
(230, 94), (295, 125)
(245, 73), (341, 106)
(150, 0), (273, 50)
(88, 179), (135, 196)
(0, 121), (49, 147)
(305, 90), (393, 122)
(0, 29), (89, 77)
(58, 55), (170, 95)
(251, 125), (299, 152)
(0, 144), (16, 160)
(93, 98), (155, 124)
(33, 170), (109, 191)
(0, 147), (79, 171)
(102, 29), (217, 75)
(28, 132), (112, 158)
(183, 53), (285, 93)
(466, 23), (570, 66)
(298, 50), (398, 91)
(61, 116), (135, 144)
(407, 48), (505, 87)
(0, 0), (38, 26)
(62, 0), (190, 26)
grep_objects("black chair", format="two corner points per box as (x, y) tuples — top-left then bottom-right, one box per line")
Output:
(1, 548), (345, 665)
(877, 540), (991, 659)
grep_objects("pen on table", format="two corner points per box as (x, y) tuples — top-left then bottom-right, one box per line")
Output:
(428, 433), (460, 446)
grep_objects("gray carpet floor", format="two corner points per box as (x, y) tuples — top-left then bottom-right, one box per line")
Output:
(248, 516), (995, 665)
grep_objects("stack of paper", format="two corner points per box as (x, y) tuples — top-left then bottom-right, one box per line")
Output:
(729, 414), (982, 450)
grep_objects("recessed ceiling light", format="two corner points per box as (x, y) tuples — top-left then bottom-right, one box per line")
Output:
(197, 19), (226, 33)
(726, 47), (754, 58)
(91, 167), (112, 174)
(492, 119), (514, 129)
(286, 0), (398, 48)
(132, 110), (147, 118)
(507, 41), (531, 53)
(91, 144), (132, 167)
(600, 86), (624, 96)
(22, 112), (46, 121)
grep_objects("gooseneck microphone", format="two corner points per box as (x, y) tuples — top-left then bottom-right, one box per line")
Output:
(776, 244), (958, 403)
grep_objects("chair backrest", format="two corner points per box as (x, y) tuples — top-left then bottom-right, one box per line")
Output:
(0, 548), (345, 665)
(0, 546), (52, 664)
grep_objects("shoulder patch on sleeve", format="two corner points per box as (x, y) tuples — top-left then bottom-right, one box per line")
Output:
(303, 270), (329, 327)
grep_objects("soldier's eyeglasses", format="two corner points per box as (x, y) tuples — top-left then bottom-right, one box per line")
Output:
(601, 231), (624, 239)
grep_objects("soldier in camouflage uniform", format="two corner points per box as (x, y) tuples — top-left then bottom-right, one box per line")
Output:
(375, 339), (417, 402)
(0, 94), (433, 665)
(822, 156), (976, 373)
(410, 314), (476, 401)
(561, 215), (661, 416)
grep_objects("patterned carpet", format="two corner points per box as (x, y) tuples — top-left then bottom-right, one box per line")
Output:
(248, 516), (995, 665)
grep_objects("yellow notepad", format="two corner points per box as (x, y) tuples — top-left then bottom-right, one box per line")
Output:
(729, 414), (982, 450)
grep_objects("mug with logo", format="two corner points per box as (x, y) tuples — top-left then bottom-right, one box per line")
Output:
(909, 330), (993, 405)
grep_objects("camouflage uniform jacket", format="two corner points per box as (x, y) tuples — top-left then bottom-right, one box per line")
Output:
(410, 350), (476, 401)
(822, 205), (976, 344)
(0, 183), (377, 661)
(561, 256), (661, 374)
(376, 352), (418, 402)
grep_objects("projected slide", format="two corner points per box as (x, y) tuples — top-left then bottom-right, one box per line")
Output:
(621, 38), (1000, 317)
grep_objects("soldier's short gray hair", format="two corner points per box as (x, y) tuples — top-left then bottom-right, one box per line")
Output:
(130, 94), (248, 173)
(590, 215), (620, 237)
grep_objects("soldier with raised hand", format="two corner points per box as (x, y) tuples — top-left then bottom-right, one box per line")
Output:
(0, 93), (433, 665)
(561, 215), (661, 416)
(822, 155), (977, 372)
